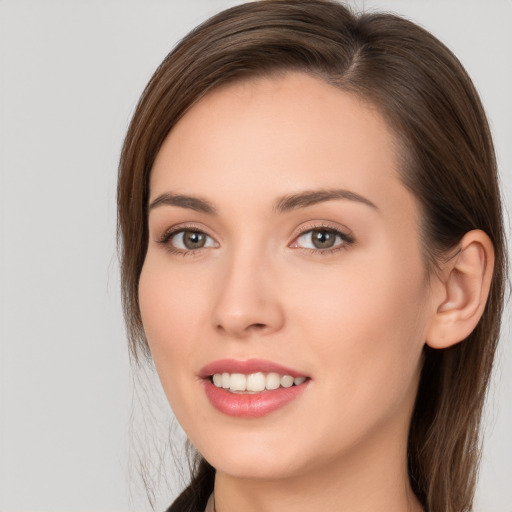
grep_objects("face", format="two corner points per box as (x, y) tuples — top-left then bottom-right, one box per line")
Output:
(139, 72), (436, 482)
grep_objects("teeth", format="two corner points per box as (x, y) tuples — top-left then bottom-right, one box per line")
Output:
(229, 373), (246, 392)
(247, 372), (266, 392)
(266, 372), (281, 390)
(211, 372), (307, 392)
(280, 375), (294, 388)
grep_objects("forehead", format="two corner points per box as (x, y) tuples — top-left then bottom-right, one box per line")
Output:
(150, 71), (409, 217)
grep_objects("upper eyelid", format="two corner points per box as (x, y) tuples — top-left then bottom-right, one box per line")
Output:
(157, 222), (214, 239)
(292, 221), (353, 238)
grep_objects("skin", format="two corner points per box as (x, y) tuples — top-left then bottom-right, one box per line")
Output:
(139, 72), (438, 512)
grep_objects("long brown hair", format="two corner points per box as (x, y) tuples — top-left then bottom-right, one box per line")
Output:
(117, 1), (507, 511)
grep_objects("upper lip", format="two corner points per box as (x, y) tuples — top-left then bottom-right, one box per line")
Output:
(198, 358), (309, 379)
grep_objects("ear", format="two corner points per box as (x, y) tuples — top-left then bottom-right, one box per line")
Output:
(426, 230), (495, 349)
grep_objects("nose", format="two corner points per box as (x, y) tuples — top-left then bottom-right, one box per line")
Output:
(211, 248), (285, 339)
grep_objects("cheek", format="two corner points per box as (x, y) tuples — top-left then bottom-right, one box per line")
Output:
(138, 257), (220, 434)
(293, 250), (428, 342)
(138, 257), (211, 393)
(290, 249), (429, 413)
(139, 254), (210, 340)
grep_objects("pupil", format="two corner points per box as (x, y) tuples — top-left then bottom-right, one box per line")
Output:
(184, 231), (206, 249)
(312, 230), (335, 249)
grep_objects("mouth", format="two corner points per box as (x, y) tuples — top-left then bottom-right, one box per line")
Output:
(199, 359), (310, 418)
(210, 372), (307, 393)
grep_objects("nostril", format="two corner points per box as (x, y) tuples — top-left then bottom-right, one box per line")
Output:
(247, 323), (270, 333)
(215, 322), (268, 335)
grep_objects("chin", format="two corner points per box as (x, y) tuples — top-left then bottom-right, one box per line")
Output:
(197, 432), (308, 480)
(209, 454), (301, 481)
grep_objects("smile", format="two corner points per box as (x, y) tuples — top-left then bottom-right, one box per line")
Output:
(200, 359), (310, 418)
(211, 372), (307, 393)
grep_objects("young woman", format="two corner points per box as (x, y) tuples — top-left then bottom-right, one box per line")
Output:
(117, 1), (507, 511)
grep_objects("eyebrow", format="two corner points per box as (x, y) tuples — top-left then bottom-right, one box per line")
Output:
(149, 193), (217, 214)
(273, 189), (378, 213)
(148, 188), (378, 215)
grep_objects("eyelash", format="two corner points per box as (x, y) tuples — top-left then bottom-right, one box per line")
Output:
(292, 224), (355, 255)
(156, 223), (354, 257)
(157, 224), (214, 257)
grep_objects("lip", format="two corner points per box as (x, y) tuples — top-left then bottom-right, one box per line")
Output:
(198, 358), (309, 379)
(199, 358), (310, 418)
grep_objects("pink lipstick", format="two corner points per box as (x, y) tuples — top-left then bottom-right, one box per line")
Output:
(199, 359), (310, 418)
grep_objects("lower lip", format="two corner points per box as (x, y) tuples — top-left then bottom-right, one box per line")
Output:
(203, 380), (309, 418)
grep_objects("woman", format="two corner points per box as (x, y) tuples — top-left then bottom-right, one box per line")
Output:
(117, 1), (506, 511)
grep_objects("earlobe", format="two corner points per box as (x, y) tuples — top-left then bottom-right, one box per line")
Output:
(426, 230), (495, 349)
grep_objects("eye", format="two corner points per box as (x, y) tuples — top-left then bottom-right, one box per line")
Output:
(159, 228), (218, 253)
(171, 230), (217, 250)
(291, 227), (353, 251)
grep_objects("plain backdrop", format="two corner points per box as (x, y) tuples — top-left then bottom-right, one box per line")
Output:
(0, 1), (510, 511)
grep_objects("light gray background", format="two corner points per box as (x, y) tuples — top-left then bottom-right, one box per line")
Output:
(0, 1), (510, 511)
